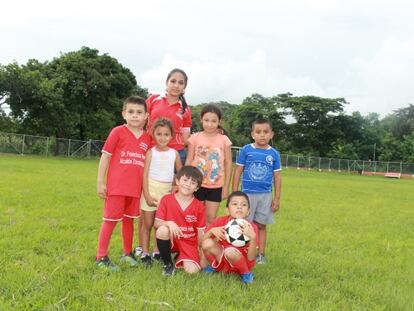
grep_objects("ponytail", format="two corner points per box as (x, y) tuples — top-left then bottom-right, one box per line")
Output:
(179, 94), (188, 114)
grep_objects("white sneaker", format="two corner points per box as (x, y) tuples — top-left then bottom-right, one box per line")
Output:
(256, 254), (266, 264)
(134, 246), (142, 257)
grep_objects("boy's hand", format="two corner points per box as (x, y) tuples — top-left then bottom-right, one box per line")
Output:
(97, 182), (107, 199)
(210, 226), (226, 241)
(167, 221), (183, 239)
(240, 221), (256, 240)
(271, 200), (280, 213)
(145, 196), (158, 207)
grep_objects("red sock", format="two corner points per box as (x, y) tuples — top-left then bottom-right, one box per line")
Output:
(122, 217), (134, 254)
(96, 221), (117, 259)
(230, 256), (250, 274)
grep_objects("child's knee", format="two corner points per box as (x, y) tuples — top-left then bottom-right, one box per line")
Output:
(183, 262), (200, 274)
(155, 225), (169, 239)
(202, 238), (216, 251)
(256, 222), (266, 230)
(224, 248), (241, 262)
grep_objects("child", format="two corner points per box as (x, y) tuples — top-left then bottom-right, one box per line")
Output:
(140, 118), (182, 267)
(185, 104), (232, 226)
(95, 96), (151, 271)
(232, 118), (282, 265)
(202, 191), (258, 284)
(154, 166), (205, 276)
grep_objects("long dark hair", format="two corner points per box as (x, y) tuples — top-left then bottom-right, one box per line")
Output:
(166, 68), (188, 114)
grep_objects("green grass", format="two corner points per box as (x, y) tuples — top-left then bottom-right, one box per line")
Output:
(0, 155), (413, 310)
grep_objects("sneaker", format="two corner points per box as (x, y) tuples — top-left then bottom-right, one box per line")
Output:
(141, 254), (153, 268)
(95, 256), (121, 272)
(256, 253), (266, 265)
(162, 263), (175, 276)
(202, 265), (216, 274)
(120, 252), (138, 267)
(135, 246), (143, 257)
(152, 252), (161, 262)
(240, 272), (254, 284)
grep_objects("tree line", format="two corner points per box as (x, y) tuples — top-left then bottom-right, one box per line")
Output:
(1, 47), (413, 162)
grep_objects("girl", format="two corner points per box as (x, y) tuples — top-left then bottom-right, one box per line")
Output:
(140, 118), (182, 267)
(186, 104), (232, 226)
(136, 69), (192, 256)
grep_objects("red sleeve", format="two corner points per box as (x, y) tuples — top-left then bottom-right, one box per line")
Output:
(155, 195), (167, 221)
(196, 200), (206, 229)
(205, 217), (225, 233)
(146, 94), (158, 115)
(102, 127), (120, 155)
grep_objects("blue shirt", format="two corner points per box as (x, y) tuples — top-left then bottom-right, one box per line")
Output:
(236, 143), (281, 193)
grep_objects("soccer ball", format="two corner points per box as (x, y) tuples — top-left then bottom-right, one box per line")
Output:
(224, 218), (250, 247)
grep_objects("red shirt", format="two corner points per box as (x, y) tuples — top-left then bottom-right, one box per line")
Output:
(155, 193), (206, 244)
(205, 216), (259, 253)
(102, 125), (151, 197)
(146, 94), (192, 150)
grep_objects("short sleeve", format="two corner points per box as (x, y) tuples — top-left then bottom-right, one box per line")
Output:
(187, 133), (197, 146)
(146, 94), (159, 115)
(181, 106), (192, 132)
(102, 127), (120, 155)
(273, 151), (281, 171)
(223, 135), (232, 147)
(236, 145), (247, 166)
(155, 195), (167, 221)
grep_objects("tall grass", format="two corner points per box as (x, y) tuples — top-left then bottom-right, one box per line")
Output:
(0, 155), (413, 310)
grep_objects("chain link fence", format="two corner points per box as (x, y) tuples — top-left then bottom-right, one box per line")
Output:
(2, 131), (414, 176)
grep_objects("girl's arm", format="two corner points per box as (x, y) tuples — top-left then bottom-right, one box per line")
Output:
(143, 150), (157, 207)
(222, 145), (232, 200)
(181, 132), (191, 147)
(185, 141), (195, 166)
(97, 153), (111, 199)
(175, 150), (183, 172)
(202, 226), (226, 242)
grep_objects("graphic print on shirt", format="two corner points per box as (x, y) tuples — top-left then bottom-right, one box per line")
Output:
(195, 146), (221, 185)
(248, 154), (273, 182)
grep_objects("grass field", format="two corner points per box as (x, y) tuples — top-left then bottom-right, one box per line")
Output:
(0, 155), (413, 310)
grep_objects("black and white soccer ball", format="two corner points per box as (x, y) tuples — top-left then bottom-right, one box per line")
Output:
(224, 218), (250, 247)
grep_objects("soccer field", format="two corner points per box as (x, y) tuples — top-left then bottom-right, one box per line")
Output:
(0, 155), (413, 310)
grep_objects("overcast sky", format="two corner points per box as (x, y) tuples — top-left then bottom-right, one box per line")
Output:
(1, 0), (413, 116)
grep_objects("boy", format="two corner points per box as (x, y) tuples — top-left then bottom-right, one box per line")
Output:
(232, 119), (282, 264)
(202, 191), (258, 284)
(154, 166), (205, 276)
(95, 96), (151, 271)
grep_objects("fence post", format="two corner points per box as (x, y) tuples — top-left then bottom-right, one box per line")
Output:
(339, 159), (341, 172)
(46, 137), (49, 156)
(329, 158), (331, 172)
(348, 160), (350, 173)
(22, 135), (25, 154)
(362, 160), (365, 173)
(285, 154), (288, 168)
(308, 156), (311, 170)
(386, 162), (389, 173)
(87, 140), (91, 157)
(68, 139), (71, 157)
(318, 157), (321, 171)
(297, 155), (300, 170)
(374, 161), (377, 174)
(400, 162), (402, 174)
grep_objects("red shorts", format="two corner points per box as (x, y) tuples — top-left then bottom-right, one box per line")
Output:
(103, 195), (140, 221)
(171, 238), (201, 269)
(209, 245), (255, 274)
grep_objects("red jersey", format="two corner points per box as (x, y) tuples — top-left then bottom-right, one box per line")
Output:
(206, 216), (259, 254)
(102, 125), (151, 197)
(155, 193), (206, 244)
(146, 94), (192, 150)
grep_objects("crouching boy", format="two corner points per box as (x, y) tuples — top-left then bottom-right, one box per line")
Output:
(202, 191), (258, 284)
(154, 166), (206, 276)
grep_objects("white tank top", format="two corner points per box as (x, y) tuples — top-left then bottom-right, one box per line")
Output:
(149, 147), (176, 182)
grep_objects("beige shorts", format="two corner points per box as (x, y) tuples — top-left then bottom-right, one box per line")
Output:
(140, 178), (172, 212)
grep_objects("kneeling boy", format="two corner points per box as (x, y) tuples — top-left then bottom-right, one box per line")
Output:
(202, 191), (258, 284)
(154, 166), (205, 276)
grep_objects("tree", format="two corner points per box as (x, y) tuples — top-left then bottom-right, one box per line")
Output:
(0, 47), (147, 140)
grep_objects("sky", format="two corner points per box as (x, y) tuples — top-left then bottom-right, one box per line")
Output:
(1, 0), (414, 117)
